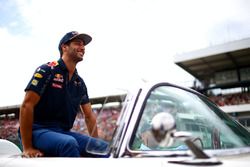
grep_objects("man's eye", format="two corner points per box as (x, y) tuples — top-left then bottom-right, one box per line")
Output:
(73, 42), (84, 46)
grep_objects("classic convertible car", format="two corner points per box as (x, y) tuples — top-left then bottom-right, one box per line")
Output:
(1, 81), (250, 166)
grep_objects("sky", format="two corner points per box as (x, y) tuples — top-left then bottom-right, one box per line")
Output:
(0, 0), (250, 106)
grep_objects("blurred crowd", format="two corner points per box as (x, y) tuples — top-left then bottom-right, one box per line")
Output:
(209, 92), (250, 106)
(0, 107), (121, 147)
(0, 117), (20, 147)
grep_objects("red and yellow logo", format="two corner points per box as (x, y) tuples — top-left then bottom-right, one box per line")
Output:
(47, 61), (59, 67)
(53, 73), (64, 83)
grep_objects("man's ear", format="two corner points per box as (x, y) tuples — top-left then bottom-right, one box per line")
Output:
(62, 44), (67, 49)
(61, 44), (68, 52)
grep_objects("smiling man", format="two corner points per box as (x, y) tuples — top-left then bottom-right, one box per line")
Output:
(19, 31), (108, 157)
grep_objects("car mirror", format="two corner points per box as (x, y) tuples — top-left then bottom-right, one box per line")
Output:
(151, 112), (212, 160)
(151, 112), (176, 147)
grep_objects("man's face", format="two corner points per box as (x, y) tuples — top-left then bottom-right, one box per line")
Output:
(65, 38), (85, 62)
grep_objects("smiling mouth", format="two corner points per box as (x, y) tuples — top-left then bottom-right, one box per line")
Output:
(78, 52), (84, 56)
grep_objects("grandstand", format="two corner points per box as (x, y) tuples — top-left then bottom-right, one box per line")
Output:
(174, 37), (250, 129)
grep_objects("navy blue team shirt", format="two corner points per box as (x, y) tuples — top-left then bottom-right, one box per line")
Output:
(25, 58), (90, 130)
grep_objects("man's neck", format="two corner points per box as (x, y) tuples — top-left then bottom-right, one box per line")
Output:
(61, 56), (76, 80)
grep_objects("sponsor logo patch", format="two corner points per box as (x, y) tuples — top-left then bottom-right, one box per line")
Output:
(36, 68), (46, 73)
(52, 83), (62, 89)
(34, 73), (43, 78)
(47, 61), (59, 67)
(74, 81), (82, 86)
(53, 74), (64, 83)
(31, 79), (39, 86)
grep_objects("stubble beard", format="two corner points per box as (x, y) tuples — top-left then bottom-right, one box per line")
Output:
(70, 49), (84, 63)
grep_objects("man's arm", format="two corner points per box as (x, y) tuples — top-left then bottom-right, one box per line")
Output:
(80, 103), (99, 138)
(19, 91), (43, 157)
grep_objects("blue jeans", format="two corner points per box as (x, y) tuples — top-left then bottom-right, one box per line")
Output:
(19, 125), (110, 157)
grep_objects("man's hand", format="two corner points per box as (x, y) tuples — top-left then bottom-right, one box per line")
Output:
(22, 147), (44, 158)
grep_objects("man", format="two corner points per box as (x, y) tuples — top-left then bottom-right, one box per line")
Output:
(19, 31), (108, 157)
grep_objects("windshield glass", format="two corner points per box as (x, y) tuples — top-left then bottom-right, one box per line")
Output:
(130, 85), (250, 151)
(83, 93), (127, 155)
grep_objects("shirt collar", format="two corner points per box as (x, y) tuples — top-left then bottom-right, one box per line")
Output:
(58, 58), (67, 71)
